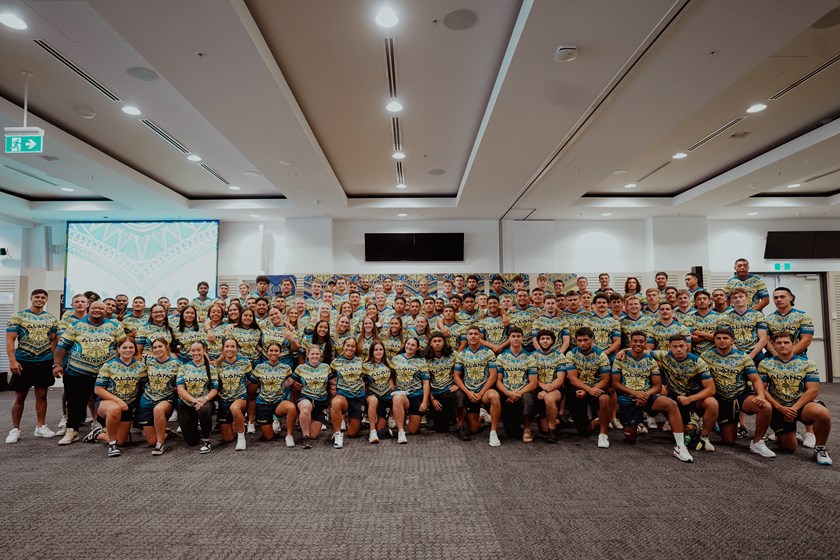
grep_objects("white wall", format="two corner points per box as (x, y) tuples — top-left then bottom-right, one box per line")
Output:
(0, 227), (23, 278)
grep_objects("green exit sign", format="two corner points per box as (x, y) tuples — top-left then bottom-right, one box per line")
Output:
(4, 126), (44, 154)
(773, 262), (792, 271)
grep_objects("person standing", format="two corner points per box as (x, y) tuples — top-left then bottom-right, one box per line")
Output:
(5, 289), (59, 443)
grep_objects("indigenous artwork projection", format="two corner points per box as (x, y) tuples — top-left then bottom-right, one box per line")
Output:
(65, 221), (219, 303)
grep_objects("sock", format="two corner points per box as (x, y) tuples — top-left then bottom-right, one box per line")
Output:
(673, 432), (684, 447)
(237, 432), (245, 440)
(109, 440), (117, 445)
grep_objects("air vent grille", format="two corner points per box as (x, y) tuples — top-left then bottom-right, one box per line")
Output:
(200, 164), (230, 185)
(139, 120), (190, 154)
(635, 161), (671, 183)
(391, 117), (402, 151)
(686, 117), (745, 151)
(396, 161), (404, 183)
(769, 52), (840, 100)
(33, 39), (122, 102)
(384, 38), (398, 98)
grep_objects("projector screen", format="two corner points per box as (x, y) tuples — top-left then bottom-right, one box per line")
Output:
(65, 221), (219, 304)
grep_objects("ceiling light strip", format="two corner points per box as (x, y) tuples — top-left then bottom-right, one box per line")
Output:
(139, 119), (190, 154)
(199, 163), (230, 185)
(384, 38), (398, 98)
(396, 161), (405, 183)
(769, 52), (840, 100)
(33, 40), (122, 102)
(685, 117), (745, 152)
(634, 161), (671, 183)
(391, 117), (402, 151)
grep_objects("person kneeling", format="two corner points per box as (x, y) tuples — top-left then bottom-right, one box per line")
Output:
(495, 328), (538, 442)
(93, 339), (147, 457)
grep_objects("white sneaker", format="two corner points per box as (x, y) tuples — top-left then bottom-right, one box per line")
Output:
(369, 429), (379, 444)
(766, 430), (777, 442)
(333, 431), (344, 449)
(5, 428), (21, 444)
(661, 421), (671, 433)
(636, 423), (648, 435)
(34, 425), (56, 438)
(84, 415), (93, 424)
(597, 434), (609, 448)
(488, 430), (501, 447)
(750, 440), (777, 458)
(272, 419), (282, 434)
(56, 417), (67, 436)
(673, 445), (694, 462)
(176, 426), (182, 433)
(479, 408), (492, 423)
(285, 434), (295, 448)
(645, 415), (658, 429)
(246, 422), (256, 434)
(235, 434), (246, 451)
(610, 418), (623, 430)
(387, 417), (397, 430)
(796, 432), (804, 443)
(58, 429), (79, 445)
(803, 432), (817, 449)
(397, 430), (408, 444)
(814, 447), (832, 466)
(169, 410), (178, 422)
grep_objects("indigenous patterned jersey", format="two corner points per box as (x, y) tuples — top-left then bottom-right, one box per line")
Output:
(585, 313), (621, 351)
(330, 355), (366, 398)
(651, 351), (711, 397)
(701, 348), (757, 399)
(293, 362), (333, 402)
(216, 356), (252, 402)
(454, 346), (497, 393)
(332, 330), (356, 360)
(140, 356), (180, 407)
(225, 326), (262, 364)
(259, 323), (296, 364)
(251, 361), (293, 404)
(362, 361), (393, 398)
(683, 310), (721, 356)
(717, 309), (767, 354)
(405, 327), (429, 354)
(57, 318), (127, 377)
(175, 361), (219, 404)
(380, 332), (405, 361)
(135, 322), (174, 357)
(674, 308), (694, 322)
(564, 310), (592, 347)
(724, 274), (769, 307)
(619, 314), (652, 349)
(531, 347), (569, 384)
(531, 314), (569, 349)
(764, 308), (814, 347)
(121, 312), (149, 335)
(58, 310), (85, 336)
(7, 309), (58, 362)
(191, 297), (214, 322)
(426, 353), (456, 394)
(508, 305), (540, 346)
(390, 354), (429, 398)
(480, 313), (508, 346)
(173, 328), (207, 362)
(456, 309), (485, 331)
(495, 348), (537, 392)
(646, 320), (691, 350)
(612, 352), (660, 401)
(95, 357), (147, 405)
(566, 346), (611, 387)
(758, 355), (820, 407)
(440, 320), (467, 351)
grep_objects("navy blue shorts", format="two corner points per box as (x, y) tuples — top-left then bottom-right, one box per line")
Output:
(373, 395), (392, 420)
(255, 400), (287, 425)
(135, 399), (175, 426)
(10, 360), (55, 391)
(618, 393), (660, 427)
(456, 389), (483, 414)
(94, 397), (136, 422)
(217, 398), (245, 424)
(771, 400), (826, 434)
(716, 391), (752, 424)
(297, 396), (327, 423)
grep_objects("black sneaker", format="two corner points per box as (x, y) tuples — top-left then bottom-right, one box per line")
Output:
(83, 425), (103, 443)
(302, 435), (312, 449)
(107, 443), (121, 457)
(737, 425), (749, 439)
(151, 443), (165, 456)
(199, 439), (211, 454)
(456, 426), (470, 441)
(546, 430), (558, 444)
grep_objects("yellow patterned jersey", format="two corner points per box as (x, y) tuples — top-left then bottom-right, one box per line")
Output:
(362, 361), (394, 398)
(251, 361), (293, 404)
(724, 274), (769, 308)
(139, 356), (180, 407)
(173, 328), (207, 362)
(380, 332), (405, 361)
(7, 309), (58, 362)
(480, 313), (508, 346)
(293, 362), (332, 402)
(136, 322), (174, 357)
(646, 320), (691, 350)
(682, 310), (722, 356)
(700, 348), (757, 400)
(508, 305), (540, 346)
(650, 351), (711, 397)
(95, 357), (147, 405)
(176, 360), (219, 403)
(758, 355), (820, 407)
(585, 312), (621, 351)
(390, 353), (429, 398)
(612, 352), (659, 402)
(330, 355), (366, 398)
(216, 356), (252, 402)
(455, 346), (497, 393)
(191, 297), (214, 322)
(619, 314), (652, 349)
(225, 326), (262, 365)
(564, 310), (592, 347)
(495, 348), (537, 391)
(566, 346), (611, 387)
(58, 318), (127, 377)
(717, 309), (767, 354)
(531, 347), (569, 384)
(764, 308), (814, 347)
(121, 312), (149, 335)
(531, 313), (569, 349)
(426, 353), (456, 395)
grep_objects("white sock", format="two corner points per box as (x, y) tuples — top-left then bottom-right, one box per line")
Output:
(109, 440), (116, 445)
(673, 432), (684, 447)
(237, 432), (245, 441)
(490, 430), (497, 436)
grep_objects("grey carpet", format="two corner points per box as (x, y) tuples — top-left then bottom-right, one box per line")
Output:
(1, 386), (839, 560)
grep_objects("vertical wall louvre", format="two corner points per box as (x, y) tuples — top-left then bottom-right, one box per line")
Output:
(830, 272), (840, 383)
(0, 279), (19, 372)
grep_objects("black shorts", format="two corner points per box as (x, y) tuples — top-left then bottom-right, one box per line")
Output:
(255, 401), (286, 425)
(618, 394), (660, 426)
(373, 395), (392, 420)
(217, 399), (245, 424)
(341, 396), (366, 420)
(716, 391), (752, 424)
(135, 399), (175, 426)
(297, 396), (327, 423)
(456, 389), (483, 414)
(11, 360), (55, 391)
(94, 397), (136, 422)
(666, 391), (701, 426)
(531, 390), (563, 418)
(771, 400), (826, 434)
(501, 391), (535, 417)
(407, 395), (424, 416)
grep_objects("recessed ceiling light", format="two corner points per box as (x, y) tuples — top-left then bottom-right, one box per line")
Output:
(624, 183), (637, 189)
(187, 154), (202, 162)
(121, 105), (142, 116)
(786, 183), (801, 189)
(392, 151), (406, 160)
(249, 214), (260, 218)
(375, 6), (398, 27)
(746, 212), (758, 216)
(279, 160), (293, 166)
(126, 66), (159, 82)
(395, 183), (407, 189)
(0, 13), (27, 30)
(60, 187), (74, 192)
(672, 152), (687, 159)
(601, 212), (613, 217)
(611, 169), (628, 175)
(746, 103), (767, 114)
(228, 185), (241, 191)
(397, 213), (408, 217)
(386, 100), (403, 112)
(244, 170), (261, 177)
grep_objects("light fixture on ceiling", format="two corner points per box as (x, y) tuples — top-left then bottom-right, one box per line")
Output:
(746, 212), (758, 216)
(228, 185), (241, 191)
(75, 107), (96, 119)
(746, 103), (767, 114)
(554, 46), (578, 62)
(61, 187), (74, 192)
(392, 151), (406, 160)
(397, 212), (408, 217)
(386, 100), (403, 113)
(375, 6), (398, 28)
(187, 154), (202, 162)
(786, 183), (801, 189)
(624, 183), (637, 189)
(0, 13), (27, 30)
(279, 160), (293, 166)
(672, 152), (687, 159)
(395, 183), (407, 189)
(121, 105), (141, 115)
(249, 214), (260, 218)
(601, 212), (613, 217)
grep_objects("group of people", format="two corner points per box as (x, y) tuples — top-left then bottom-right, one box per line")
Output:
(4, 261), (832, 466)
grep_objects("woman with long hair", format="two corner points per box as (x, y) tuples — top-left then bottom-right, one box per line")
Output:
(389, 337), (430, 444)
(423, 332), (458, 434)
(292, 345), (333, 449)
(137, 338), (180, 455)
(260, 307), (300, 369)
(356, 316), (378, 359)
(204, 303), (228, 360)
(362, 340), (394, 443)
(407, 314), (431, 353)
(174, 306), (205, 362)
(175, 341), (218, 454)
(216, 338), (252, 450)
(136, 304), (175, 358)
(226, 307), (262, 432)
(305, 320), (333, 366)
(332, 315), (355, 360)
(328, 338), (366, 448)
(251, 342), (297, 447)
(381, 316), (405, 361)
